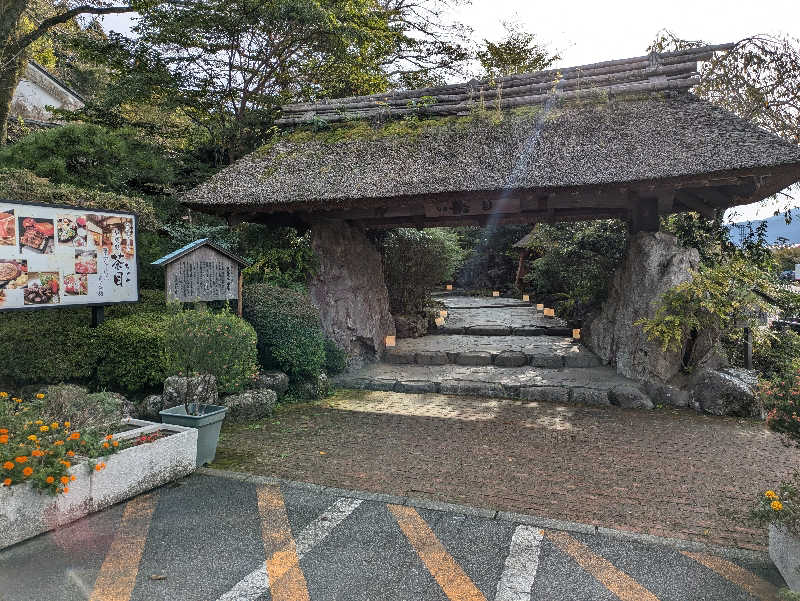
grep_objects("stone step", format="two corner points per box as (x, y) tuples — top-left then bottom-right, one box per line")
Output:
(333, 364), (653, 409)
(433, 325), (573, 337)
(386, 335), (601, 368)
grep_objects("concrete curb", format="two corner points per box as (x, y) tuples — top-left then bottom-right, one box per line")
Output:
(196, 467), (771, 564)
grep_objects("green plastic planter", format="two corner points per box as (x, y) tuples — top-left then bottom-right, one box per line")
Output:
(160, 404), (227, 467)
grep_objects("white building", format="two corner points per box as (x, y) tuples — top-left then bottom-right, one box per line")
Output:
(10, 61), (84, 123)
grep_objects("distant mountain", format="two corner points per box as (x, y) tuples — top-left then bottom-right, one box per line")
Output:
(730, 214), (799, 246)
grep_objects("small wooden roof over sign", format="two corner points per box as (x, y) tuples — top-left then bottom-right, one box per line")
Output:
(151, 238), (249, 267)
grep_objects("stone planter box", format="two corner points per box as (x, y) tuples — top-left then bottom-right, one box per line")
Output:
(0, 418), (197, 550)
(770, 524), (800, 591)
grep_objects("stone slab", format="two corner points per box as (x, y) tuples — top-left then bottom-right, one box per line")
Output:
(441, 296), (530, 309)
(444, 307), (568, 330)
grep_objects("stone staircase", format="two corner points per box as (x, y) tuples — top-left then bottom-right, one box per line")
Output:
(334, 295), (654, 409)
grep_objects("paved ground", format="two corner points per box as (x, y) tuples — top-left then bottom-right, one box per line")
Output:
(0, 472), (786, 601)
(213, 390), (800, 551)
(435, 295), (570, 335)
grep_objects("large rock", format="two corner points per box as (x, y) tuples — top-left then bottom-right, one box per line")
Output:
(257, 371), (289, 396)
(221, 389), (277, 422)
(689, 368), (761, 417)
(162, 374), (219, 409)
(609, 384), (654, 410)
(308, 221), (395, 366)
(585, 231), (700, 384)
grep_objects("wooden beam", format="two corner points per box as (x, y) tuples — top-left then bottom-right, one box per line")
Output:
(676, 192), (716, 218)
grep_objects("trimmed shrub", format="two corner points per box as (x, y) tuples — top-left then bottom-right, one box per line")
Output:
(95, 312), (173, 393)
(381, 228), (465, 314)
(324, 339), (348, 375)
(164, 308), (259, 394)
(242, 284), (326, 381)
(0, 308), (96, 387)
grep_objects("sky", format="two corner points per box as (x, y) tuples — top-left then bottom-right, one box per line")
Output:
(99, 0), (800, 223)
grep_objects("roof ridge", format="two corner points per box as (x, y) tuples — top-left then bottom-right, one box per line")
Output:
(276, 43), (734, 127)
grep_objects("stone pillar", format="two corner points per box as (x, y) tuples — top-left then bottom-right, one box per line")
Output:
(307, 220), (395, 367)
(585, 231), (700, 384)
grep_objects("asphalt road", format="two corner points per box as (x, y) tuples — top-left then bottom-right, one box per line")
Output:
(0, 471), (785, 601)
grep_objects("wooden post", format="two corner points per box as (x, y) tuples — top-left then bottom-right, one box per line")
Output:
(237, 270), (243, 318)
(743, 327), (753, 369)
(90, 305), (105, 328)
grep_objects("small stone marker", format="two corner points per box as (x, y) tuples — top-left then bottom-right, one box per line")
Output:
(522, 294), (530, 302)
(446, 284), (453, 290)
(385, 335), (396, 347)
(492, 291), (500, 297)
(536, 303), (544, 312)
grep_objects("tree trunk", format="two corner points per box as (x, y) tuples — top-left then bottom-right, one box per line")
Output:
(0, 56), (25, 144)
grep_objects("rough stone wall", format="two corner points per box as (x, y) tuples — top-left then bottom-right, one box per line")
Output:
(585, 231), (700, 384)
(308, 220), (395, 366)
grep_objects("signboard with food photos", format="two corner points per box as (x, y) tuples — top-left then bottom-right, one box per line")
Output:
(0, 200), (138, 310)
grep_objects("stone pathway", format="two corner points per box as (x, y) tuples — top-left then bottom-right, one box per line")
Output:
(341, 295), (646, 407)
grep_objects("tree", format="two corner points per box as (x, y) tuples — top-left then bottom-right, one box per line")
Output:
(0, 0), (144, 143)
(477, 21), (559, 82)
(62, 0), (473, 164)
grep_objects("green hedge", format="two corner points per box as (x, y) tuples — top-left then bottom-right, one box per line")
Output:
(242, 284), (326, 381)
(95, 313), (173, 393)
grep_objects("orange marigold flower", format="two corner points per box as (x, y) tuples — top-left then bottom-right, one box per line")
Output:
(69, 432), (80, 440)
(54, 440), (64, 446)
(15, 456), (27, 463)
(70, 475), (76, 481)
(64, 421), (70, 428)
(102, 442), (109, 448)
(773, 500), (784, 511)
(39, 425), (49, 432)
(14, 398), (22, 403)
(2, 478), (11, 486)
(3, 461), (14, 470)
(95, 463), (105, 471)
(61, 461), (71, 468)
(45, 476), (54, 484)
(35, 393), (44, 399)
(50, 423), (58, 429)
(31, 449), (43, 457)
(0, 428), (8, 434)
(22, 467), (32, 477)
(62, 486), (69, 494)
(66, 450), (74, 457)
(35, 420), (43, 425)
(0, 435), (8, 444)
(27, 435), (37, 441)
(0, 392), (7, 398)
(112, 441), (119, 447)
(60, 476), (69, 484)
(105, 434), (113, 440)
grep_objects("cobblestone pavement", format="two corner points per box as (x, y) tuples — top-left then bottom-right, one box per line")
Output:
(214, 389), (800, 552)
(1, 472), (786, 601)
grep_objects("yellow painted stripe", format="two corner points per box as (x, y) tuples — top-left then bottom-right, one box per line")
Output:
(257, 486), (310, 601)
(682, 552), (778, 601)
(89, 493), (157, 601)
(545, 530), (660, 601)
(388, 504), (487, 601)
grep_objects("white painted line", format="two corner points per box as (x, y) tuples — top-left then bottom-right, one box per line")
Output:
(494, 525), (544, 601)
(217, 497), (363, 601)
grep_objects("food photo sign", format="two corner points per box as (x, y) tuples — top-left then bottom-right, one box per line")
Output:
(0, 200), (138, 310)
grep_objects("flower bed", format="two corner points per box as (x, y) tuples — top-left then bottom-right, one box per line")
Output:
(1, 415), (196, 550)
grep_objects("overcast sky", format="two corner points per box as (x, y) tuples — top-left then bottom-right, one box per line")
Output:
(100, 1), (800, 222)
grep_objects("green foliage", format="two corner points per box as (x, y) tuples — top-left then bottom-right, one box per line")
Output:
(0, 124), (174, 196)
(637, 257), (778, 366)
(523, 221), (628, 320)
(0, 168), (160, 231)
(477, 21), (559, 82)
(324, 339), (348, 375)
(750, 471), (800, 536)
(0, 309), (96, 387)
(164, 308), (259, 394)
(763, 370), (800, 447)
(726, 329), (800, 379)
(381, 228), (465, 314)
(242, 284), (326, 381)
(95, 312), (173, 393)
(455, 225), (530, 294)
(774, 245), (800, 273)
(237, 225), (315, 288)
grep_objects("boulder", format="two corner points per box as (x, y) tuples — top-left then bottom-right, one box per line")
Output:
(295, 372), (330, 400)
(138, 395), (165, 419)
(162, 374), (219, 409)
(394, 314), (428, 338)
(257, 371), (289, 396)
(585, 231), (701, 384)
(221, 389), (278, 422)
(609, 384), (654, 410)
(308, 221), (395, 367)
(689, 368), (761, 417)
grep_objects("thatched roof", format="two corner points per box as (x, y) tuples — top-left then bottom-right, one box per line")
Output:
(185, 44), (800, 229)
